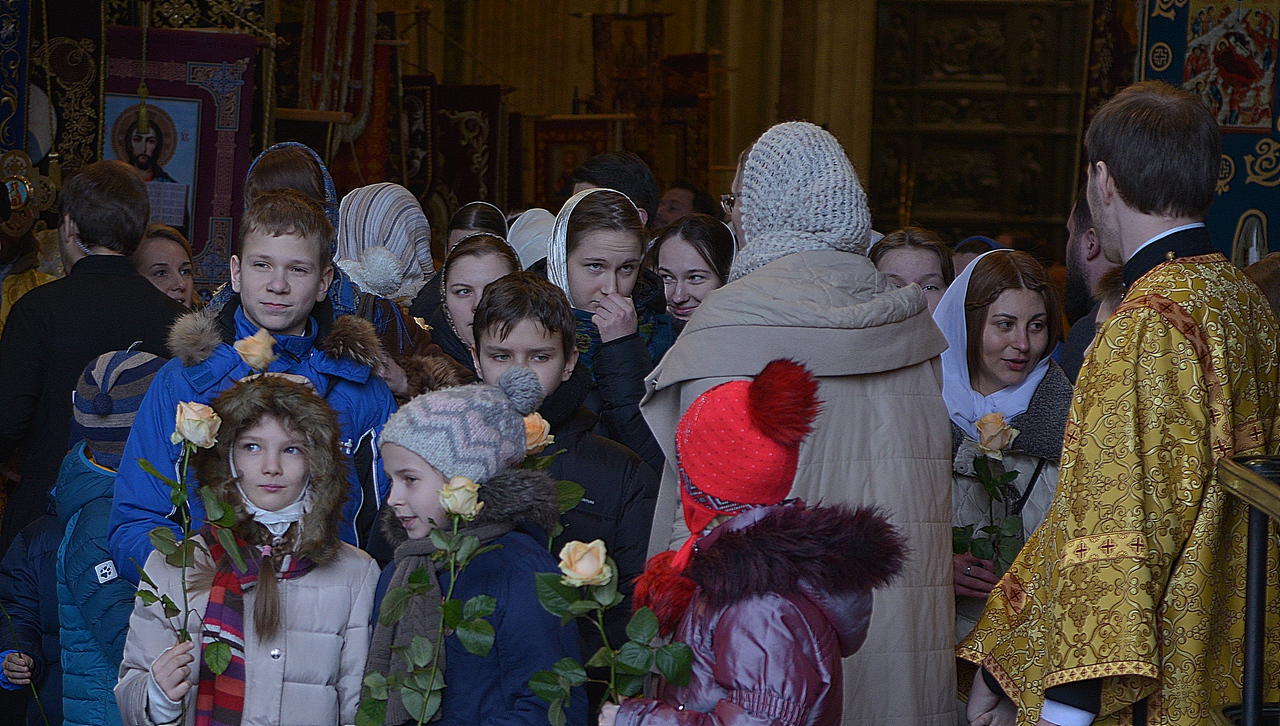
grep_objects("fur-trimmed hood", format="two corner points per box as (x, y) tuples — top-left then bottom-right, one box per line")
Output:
(380, 467), (561, 548)
(194, 375), (348, 566)
(637, 502), (906, 649)
(167, 294), (383, 370)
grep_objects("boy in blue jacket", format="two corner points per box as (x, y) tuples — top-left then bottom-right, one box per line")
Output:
(56, 350), (167, 726)
(109, 189), (396, 581)
(0, 508), (62, 726)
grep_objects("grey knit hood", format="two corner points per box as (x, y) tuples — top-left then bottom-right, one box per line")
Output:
(730, 121), (872, 281)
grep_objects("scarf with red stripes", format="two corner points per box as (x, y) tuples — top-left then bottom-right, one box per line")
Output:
(195, 527), (315, 726)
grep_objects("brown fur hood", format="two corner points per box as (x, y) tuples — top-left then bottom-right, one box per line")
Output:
(167, 299), (383, 370)
(194, 376), (348, 566)
(380, 467), (561, 548)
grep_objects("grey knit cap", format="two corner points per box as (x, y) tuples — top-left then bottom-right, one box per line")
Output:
(381, 367), (545, 483)
(730, 121), (872, 281)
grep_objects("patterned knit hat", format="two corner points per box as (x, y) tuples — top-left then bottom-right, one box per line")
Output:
(72, 350), (168, 469)
(381, 367), (545, 483)
(671, 359), (822, 568)
(730, 121), (871, 281)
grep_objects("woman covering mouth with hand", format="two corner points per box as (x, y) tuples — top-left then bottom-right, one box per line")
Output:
(931, 249), (1072, 648)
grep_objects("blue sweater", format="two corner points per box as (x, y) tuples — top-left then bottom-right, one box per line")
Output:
(108, 307), (396, 582)
(0, 511), (64, 726)
(374, 527), (587, 726)
(56, 443), (133, 726)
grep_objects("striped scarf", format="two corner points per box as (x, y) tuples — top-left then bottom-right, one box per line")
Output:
(195, 528), (315, 726)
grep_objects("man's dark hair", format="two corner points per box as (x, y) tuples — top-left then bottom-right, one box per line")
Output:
(126, 121), (165, 171)
(244, 146), (326, 206)
(1085, 80), (1219, 219)
(1070, 181), (1093, 230)
(473, 271), (576, 359)
(668, 179), (718, 217)
(61, 160), (150, 255)
(571, 152), (659, 226)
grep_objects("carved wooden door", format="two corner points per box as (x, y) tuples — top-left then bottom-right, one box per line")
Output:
(870, 0), (1092, 254)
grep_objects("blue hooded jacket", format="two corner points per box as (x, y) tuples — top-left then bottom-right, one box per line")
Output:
(108, 304), (396, 582)
(56, 442), (131, 726)
(0, 509), (63, 726)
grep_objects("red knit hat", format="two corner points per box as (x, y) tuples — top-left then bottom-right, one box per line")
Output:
(670, 359), (821, 569)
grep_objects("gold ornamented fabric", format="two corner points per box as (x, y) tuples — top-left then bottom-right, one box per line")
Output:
(957, 254), (1280, 725)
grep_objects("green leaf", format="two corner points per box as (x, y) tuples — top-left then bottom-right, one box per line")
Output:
(429, 528), (450, 552)
(363, 672), (389, 701)
(204, 641), (232, 675)
(457, 535), (481, 565)
(996, 471), (1020, 486)
(378, 586), (411, 626)
(971, 536), (995, 561)
(442, 598), (464, 630)
(972, 456), (991, 481)
(615, 641), (654, 675)
(200, 486), (227, 523)
(159, 594), (180, 619)
(655, 643), (694, 687)
(617, 673), (646, 697)
(148, 527), (180, 557)
(164, 539), (197, 569)
(550, 657), (588, 686)
(527, 670), (566, 703)
(591, 558), (620, 607)
(627, 607), (660, 645)
(999, 515), (1023, 537)
(407, 566), (433, 595)
(137, 458), (180, 488)
(952, 525), (974, 555)
(216, 526), (246, 573)
(534, 572), (579, 617)
(585, 646), (614, 668)
(400, 688), (427, 723)
(463, 595), (497, 620)
(355, 694), (387, 726)
(980, 475), (1005, 503)
(556, 480), (585, 514)
(135, 589), (158, 606)
(567, 599), (601, 617)
(548, 698), (566, 726)
(134, 563), (157, 588)
(456, 618), (496, 657)
(527, 454), (556, 471)
(409, 634), (435, 668)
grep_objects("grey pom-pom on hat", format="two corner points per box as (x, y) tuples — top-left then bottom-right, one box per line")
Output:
(381, 367), (546, 483)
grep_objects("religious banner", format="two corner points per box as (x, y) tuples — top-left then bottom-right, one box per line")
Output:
(104, 25), (256, 301)
(1142, 0), (1280, 262)
(425, 83), (506, 248)
(0, 0), (29, 154)
(29, 0), (104, 182)
(533, 116), (614, 212)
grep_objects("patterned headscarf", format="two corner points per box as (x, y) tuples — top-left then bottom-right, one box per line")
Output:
(336, 183), (432, 299)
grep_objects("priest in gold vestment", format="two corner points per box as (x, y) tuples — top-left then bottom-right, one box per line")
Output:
(961, 81), (1280, 726)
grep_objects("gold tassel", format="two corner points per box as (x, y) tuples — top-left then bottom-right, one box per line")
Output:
(47, 152), (60, 189)
(136, 81), (150, 134)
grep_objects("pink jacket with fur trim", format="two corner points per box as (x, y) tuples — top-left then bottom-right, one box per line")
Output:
(619, 503), (904, 726)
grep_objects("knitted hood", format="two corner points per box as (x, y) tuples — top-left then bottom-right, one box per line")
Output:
(194, 376), (348, 565)
(731, 122), (871, 281)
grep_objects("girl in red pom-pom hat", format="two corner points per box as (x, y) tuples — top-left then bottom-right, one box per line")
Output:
(601, 359), (908, 726)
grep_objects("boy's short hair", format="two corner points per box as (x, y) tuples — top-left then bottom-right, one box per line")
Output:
(571, 152), (659, 225)
(244, 146), (327, 205)
(239, 188), (334, 268)
(61, 160), (150, 255)
(472, 272), (576, 359)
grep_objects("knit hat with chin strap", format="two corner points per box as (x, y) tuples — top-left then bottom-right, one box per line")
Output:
(671, 359), (822, 569)
(730, 121), (872, 281)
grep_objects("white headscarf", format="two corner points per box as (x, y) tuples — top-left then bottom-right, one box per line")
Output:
(507, 208), (555, 269)
(932, 249), (1050, 439)
(336, 183), (432, 299)
(547, 187), (641, 309)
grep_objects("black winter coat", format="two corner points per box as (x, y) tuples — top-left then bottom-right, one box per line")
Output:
(0, 513), (64, 726)
(0, 255), (180, 551)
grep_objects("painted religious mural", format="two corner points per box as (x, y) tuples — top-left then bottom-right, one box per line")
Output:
(1143, 0), (1280, 263)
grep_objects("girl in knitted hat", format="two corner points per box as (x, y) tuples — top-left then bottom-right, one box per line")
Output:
(607, 360), (907, 726)
(115, 376), (381, 725)
(370, 367), (587, 725)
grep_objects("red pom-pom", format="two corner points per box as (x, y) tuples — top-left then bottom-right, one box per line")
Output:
(747, 359), (821, 447)
(632, 551), (698, 636)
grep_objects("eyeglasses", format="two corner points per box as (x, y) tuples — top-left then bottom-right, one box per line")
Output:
(720, 193), (736, 216)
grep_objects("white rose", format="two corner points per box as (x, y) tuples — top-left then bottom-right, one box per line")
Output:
(558, 540), (613, 587)
(169, 401), (221, 449)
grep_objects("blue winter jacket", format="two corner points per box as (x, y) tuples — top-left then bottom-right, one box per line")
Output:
(0, 511), (64, 726)
(374, 525), (588, 726)
(56, 442), (132, 726)
(108, 305), (396, 582)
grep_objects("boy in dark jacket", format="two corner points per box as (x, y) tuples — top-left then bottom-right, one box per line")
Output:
(0, 508), (63, 726)
(470, 273), (658, 606)
(56, 350), (167, 726)
(109, 189), (396, 581)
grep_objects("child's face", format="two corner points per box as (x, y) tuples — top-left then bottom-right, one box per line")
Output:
(230, 231), (333, 337)
(473, 318), (577, 398)
(233, 415), (310, 512)
(383, 443), (446, 540)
